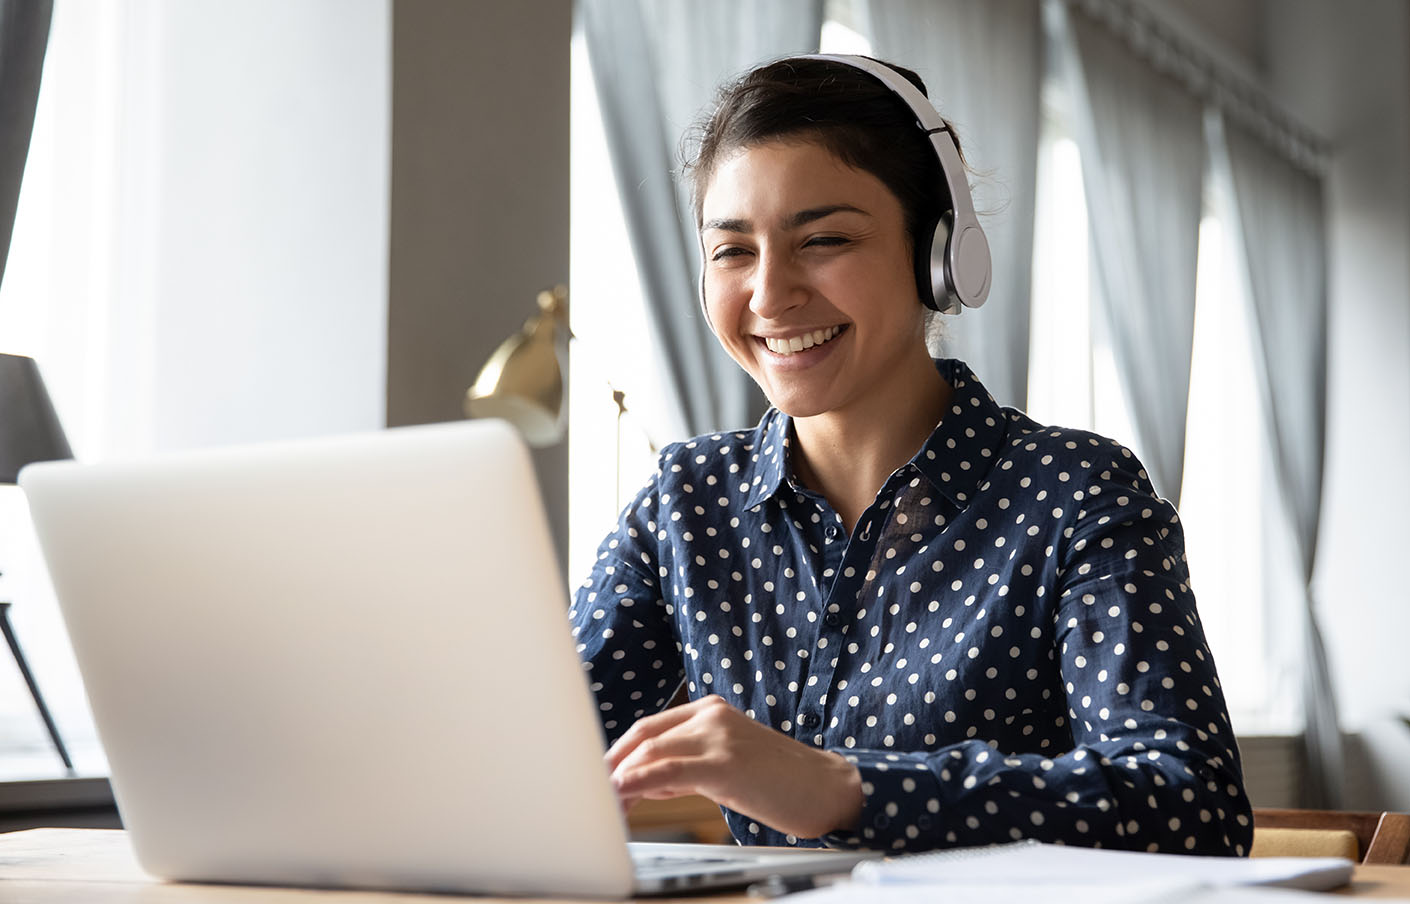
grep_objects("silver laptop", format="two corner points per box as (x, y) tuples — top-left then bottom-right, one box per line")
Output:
(20, 420), (876, 897)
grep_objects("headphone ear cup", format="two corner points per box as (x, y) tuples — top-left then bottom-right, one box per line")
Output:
(918, 213), (955, 313)
(946, 219), (992, 309)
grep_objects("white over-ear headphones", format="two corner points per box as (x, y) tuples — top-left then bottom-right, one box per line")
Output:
(804, 54), (991, 313)
(697, 55), (992, 317)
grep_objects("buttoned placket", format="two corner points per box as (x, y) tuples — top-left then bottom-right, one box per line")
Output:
(787, 464), (934, 748)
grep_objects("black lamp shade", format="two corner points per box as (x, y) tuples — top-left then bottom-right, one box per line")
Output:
(0, 354), (73, 484)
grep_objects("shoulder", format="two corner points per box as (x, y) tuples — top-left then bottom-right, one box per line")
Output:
(995, 414), (1152, 490)
(650, 412), (783, 499)
(655, 426), (764, 479)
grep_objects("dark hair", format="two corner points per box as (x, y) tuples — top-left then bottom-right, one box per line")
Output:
(682, 56), (960, 267)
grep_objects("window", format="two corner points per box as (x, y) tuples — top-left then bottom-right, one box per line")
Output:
(0, 0), (390, 781)
(0, 4), (121, 779)
(1026, 85), (1287, 734)
(566, 28), (668, 587)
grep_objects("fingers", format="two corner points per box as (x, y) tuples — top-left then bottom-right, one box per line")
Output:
(607, 696), (734, 806)
(614, 745), (729, 803)
(605, 697), (866, 839)
(605, 694), (725, 773)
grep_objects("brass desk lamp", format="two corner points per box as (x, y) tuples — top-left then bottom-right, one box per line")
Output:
(465, 285), (656, 504)
(464, 285), (570, 447)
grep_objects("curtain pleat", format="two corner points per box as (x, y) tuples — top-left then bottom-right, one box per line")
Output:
(1051, 0), (1203, 502)
(1210, 109), (1341, 808)
(861, 0), (1042, 410)
(581, 0), (823, 436)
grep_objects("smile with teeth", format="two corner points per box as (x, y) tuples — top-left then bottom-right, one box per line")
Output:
(761, 325), (845, 355)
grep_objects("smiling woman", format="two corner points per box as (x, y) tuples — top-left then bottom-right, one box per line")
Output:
(569, 55), (1252, 856)
(699, 140), (937, 470)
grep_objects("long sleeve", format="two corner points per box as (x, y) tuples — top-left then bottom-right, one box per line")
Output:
(569, 458), (686, 746)
(821, 443), (1252, 855)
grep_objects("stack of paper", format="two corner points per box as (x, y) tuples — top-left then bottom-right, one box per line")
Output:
(779, 841), (1367, 904)
(852, 840), (1354, 891)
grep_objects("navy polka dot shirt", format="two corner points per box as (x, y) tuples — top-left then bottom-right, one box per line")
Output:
(570, 359), (1252, 855)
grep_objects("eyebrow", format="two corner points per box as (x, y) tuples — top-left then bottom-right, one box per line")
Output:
(701, 204), (868, 234)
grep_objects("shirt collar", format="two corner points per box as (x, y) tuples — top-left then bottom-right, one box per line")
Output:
(739, 359), (1011, 511)
(912, 359), (1012, 507)
(741, 409), (792, 511)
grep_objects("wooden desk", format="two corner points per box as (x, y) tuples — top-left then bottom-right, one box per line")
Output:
(0, 829), (747, 903)
(3, 829), (1409, 902)
(1342, 866), (1410, 899)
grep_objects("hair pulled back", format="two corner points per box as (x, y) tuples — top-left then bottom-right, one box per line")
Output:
(683, 56), (960, 265)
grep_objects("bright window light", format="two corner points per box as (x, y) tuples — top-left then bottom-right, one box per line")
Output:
(567, 30), (666, 588)
(1026, 97), (1281, 732)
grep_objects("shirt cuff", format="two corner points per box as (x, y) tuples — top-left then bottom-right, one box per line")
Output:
(819, 749), (938, 851)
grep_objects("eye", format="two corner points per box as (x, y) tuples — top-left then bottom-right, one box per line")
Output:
(710, 246), (752, 262)
(804, 235), (851, 249)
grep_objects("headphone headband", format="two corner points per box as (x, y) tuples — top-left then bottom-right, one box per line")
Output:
(798, 54), (991, 313)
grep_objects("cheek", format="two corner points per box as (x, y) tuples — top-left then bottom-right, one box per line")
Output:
(701, 274), (742, 337)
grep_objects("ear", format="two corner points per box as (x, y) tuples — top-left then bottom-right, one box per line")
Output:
(698, 241), (716, 332)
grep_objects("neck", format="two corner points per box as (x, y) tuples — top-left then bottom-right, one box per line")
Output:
(790, 354), (950, 532)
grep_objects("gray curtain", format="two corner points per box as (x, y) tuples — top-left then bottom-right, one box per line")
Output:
(1210, 109), (1341, 808)
(0, 0), (53, 288)
(1051, 1), (1203, 503)
(581, 0), (823, 436)
(861, 0), (1042, 410)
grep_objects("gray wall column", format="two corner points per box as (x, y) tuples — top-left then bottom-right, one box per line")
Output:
(388, 0), (572, 578)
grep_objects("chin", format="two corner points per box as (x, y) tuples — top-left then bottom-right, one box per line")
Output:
(762, 392), (833, 420)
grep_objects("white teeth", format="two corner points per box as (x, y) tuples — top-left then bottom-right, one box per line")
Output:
(764, 326), (842, 356)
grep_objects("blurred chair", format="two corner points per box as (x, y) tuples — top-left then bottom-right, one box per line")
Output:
(626, 795), (732, 845)
(1252, 808), (1410, 864)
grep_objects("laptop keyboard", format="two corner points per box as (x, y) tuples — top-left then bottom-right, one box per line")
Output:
(631, 852), (746, 868)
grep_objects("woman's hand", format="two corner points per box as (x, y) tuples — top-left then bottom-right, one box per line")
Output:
(606, 695), (864, 840)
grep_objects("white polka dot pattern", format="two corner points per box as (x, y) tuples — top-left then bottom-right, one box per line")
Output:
(570, 360), (1252, 856)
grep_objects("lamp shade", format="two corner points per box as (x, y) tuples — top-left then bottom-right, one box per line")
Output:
(0, 354), (73, 484)
(465, 286), (570, 447)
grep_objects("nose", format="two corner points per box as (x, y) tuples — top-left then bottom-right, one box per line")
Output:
(748, 249), (807, 320)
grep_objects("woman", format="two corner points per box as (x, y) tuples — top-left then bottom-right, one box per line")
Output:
(570, 54), (1252, 855)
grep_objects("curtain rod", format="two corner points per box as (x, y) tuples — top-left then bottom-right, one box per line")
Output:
(1061, 0), (1329, 174)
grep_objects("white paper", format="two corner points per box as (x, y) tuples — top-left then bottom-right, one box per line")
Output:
(850, 841), (1355, 892)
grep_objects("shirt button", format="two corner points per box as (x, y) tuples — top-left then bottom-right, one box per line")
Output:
(798, 712), (820, 729)
(824, 613), (841, 628)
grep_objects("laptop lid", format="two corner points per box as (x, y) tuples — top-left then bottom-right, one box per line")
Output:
(20, 420), (638, 897)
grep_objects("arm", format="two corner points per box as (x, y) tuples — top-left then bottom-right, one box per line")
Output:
(819, 447), (1252, 854)
(569, 467), (685, 746)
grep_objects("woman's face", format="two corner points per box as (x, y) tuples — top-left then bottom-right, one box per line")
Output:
(699, 139), (927, 421)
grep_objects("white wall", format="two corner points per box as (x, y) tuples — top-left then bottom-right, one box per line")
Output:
(145, 0), (390, 450)
(1263, 0), (1410, 732)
